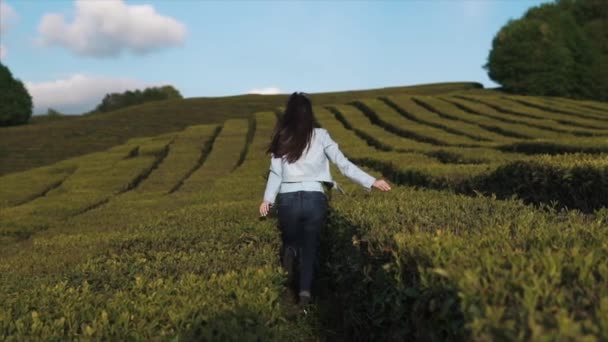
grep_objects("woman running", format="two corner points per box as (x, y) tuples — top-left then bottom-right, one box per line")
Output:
(259, 91), (391, 308)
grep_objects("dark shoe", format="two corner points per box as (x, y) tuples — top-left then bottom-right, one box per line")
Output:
(298, 292), (311, 307)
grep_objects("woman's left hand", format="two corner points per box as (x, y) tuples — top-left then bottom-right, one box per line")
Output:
(372, 179), (392, 191)
(259, 201), (272, 217)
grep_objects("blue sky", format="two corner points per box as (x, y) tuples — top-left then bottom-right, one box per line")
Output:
(0, 0), (549, 114)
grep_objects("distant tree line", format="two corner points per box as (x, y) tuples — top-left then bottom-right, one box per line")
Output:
(485, 0), (608, 101)
(92, 85), (183, 113)
(0, 62), (32, 126)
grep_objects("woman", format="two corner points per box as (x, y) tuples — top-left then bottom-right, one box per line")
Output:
(259, 91), (391, 307)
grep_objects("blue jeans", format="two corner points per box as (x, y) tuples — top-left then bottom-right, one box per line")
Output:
(276, 190), (328, 294)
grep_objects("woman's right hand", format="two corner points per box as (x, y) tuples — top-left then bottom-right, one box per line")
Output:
(259, 200), (272, 217)
(372, 179), (392, 191)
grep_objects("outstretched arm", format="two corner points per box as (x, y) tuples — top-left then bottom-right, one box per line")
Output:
(323, 130), (376, 191)
(262, 153), (283, 205)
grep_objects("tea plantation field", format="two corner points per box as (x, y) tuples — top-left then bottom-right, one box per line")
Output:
(1, 86), (608, 340)
(0, 82), (483, 176)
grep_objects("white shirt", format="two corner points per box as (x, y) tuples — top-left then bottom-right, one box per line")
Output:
(263, 128), (376, 204)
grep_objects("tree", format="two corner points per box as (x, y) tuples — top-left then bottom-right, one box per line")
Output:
(485, 0), (608, 101)
(92, 85), (183, 113)
(159, 85), (182, 99)
(0, 62), (33, 126)
(47, 108), (64, 116)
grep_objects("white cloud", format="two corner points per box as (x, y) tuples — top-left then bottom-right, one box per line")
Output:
(0, 0), (18, 35)
(247, 86), (283, 95)
(37, 0), (186, 57)
(0, 44), (6, 59)
(25, 74), (153, 114)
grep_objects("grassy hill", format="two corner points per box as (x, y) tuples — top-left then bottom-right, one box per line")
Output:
(0, 82), (482, 176)
(1, 83), (608, 340)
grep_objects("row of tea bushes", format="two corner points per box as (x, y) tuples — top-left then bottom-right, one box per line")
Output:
(352, 99), (494, 146)
(410, 95), (534, 141)
(378, 96), (511, 144)
(0, 163), (77, 209)
(478, 95), (608, 131)
(352, 152), (608, 212)
(328, 103), (526, 164)
(471, 153), (608, 212)
(443, 96), (588, 139)
(0, 201), (311, 340)
(177, 118), (250, 194)
(548, 96), (608, 116)
(0, 111), (318, 340)
(504, 95), (608, 122)
(0, 136), (174, 244)
(136, 124), (220, 194)
(313, 99), (608, 212)
(454, 96), (608, 137)
(318, 186), (608, 341)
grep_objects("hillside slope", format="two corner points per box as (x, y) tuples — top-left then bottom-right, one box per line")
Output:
(2, 91), (608, 339)
(0, 82), (481, 176)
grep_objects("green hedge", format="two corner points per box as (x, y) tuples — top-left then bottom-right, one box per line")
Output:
(316, 187), (608, 340)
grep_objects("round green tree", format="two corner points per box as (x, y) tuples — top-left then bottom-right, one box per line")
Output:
(0, 63), (33, 126)
(485, 0), (607, 101)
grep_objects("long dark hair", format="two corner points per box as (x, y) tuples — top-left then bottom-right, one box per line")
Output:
(266, 92), (319, 163)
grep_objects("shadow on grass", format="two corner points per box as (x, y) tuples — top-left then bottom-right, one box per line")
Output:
(178, 305), (282, 341)
(310, 208), (470, 341)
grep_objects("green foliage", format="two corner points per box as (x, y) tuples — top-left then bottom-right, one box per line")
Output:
(311, 93), (608, 211)
(471, 153), (608, 212)
(2, 85), (608, 339)
(318, 188), (608, 340)
(0, 112), (316, 340)
(0, 82), (479, 176)
(0, 62), (33, 126)
(93, 85), (183, 113)
(0, 136), (174, 243)
(0, 163), (76, 209)
(486, 0), (608, 101)
(29, 111), (74, 125)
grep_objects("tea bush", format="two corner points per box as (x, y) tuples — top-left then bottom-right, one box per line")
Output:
(1, 90), (608, 340)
